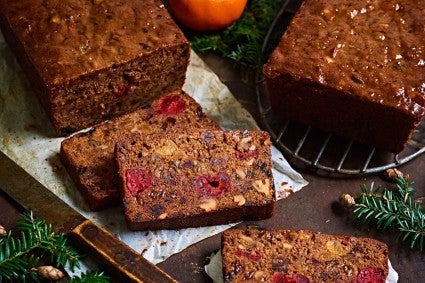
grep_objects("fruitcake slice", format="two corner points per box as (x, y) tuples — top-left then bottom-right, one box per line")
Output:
(60, 91), (219, 211)
(114, 130), (275, 230)
(221, 229), (389, 283)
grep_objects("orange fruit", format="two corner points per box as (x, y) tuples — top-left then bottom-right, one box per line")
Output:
(168, 0), (248, 32)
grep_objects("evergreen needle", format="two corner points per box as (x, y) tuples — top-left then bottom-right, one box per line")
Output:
(189, 0), (287, 69)
(353, 177), (425, 251)
(0, 212), (110, 282)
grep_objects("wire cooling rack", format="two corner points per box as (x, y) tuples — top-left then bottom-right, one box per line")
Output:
(256, 0), (425, 176)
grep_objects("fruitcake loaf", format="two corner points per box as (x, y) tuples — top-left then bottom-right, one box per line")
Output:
(114, 130), (275, 231)
(221, 229), (389, 282)
(263, 0), (425, 153)
(0, 0), (190, 136)
(60, 91), (219, 211)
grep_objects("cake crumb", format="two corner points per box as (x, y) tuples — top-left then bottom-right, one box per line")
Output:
(189, 262), (204, 274)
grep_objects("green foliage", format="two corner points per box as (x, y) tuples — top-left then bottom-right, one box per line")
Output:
(189, 0), (287, 69)
(354, 177), (425, 251)
(0, 212), (110, 282)
(68, 271), (110, 283)
(17, 212), (81, 271)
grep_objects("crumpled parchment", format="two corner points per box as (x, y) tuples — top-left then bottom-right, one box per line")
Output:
(0, 33), (308, 264)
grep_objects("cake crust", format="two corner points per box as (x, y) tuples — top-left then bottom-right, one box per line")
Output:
(263, 0), (425, 153)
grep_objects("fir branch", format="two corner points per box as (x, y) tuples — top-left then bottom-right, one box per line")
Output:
(0, 230), (42, 282)
(353, 177), (425, 251)
(68, 271), (110, 283)
(0, 212), (110, 282)
(189, 0), (286, 69)
(17, 212), (81, 271)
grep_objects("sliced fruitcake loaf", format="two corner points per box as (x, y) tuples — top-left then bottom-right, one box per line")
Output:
(114, 130), (275, 230)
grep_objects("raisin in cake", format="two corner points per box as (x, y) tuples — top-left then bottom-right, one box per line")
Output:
(263, 0), (425, 153)
(114, 130), (275, 230)
(221, 229), (389, 282)
(60, 91), (219, 211)
(0, 0), (190, 135)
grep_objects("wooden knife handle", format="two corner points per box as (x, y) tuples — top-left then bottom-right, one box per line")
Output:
(70, 219), (177, 283)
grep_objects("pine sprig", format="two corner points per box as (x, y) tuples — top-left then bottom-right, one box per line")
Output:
(68, 271), (110, 283)
(353, 177), (425, 251)
(189, 0), (286, 69)
(0, 212), (110, 282)
(19, 212), (81, 271)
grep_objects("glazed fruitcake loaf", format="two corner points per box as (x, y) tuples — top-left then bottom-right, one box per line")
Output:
(221, 229), (389, 283)
(0, 0), (190, 136)
(114, 130), (275, 230)
(263, 0), (425, 153)
(60, 91), (219, 211)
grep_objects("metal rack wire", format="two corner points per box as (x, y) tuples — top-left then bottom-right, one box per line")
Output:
(256, 0), (425, 176)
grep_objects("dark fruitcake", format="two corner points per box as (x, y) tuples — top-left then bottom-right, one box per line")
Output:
(60, 91), (219, 211)
(114, 130), (275, 230)
(263, 0), (425, 153)
(221, 229), (389, 282)
(0, 0), (190, 135)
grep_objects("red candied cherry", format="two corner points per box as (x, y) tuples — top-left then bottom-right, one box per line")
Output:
(195, 172), (231, 197)
(356, 267), (385, 283)
(114, 84), (130, 98)
(125, 168), (153, 197)
(155, 94), (187, 115)
(235, 150), (259, 160)
(271, 273), (310, 283)
(235, 250), (262, 261)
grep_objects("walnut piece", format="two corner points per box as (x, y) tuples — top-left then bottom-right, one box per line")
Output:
(234, 194), (246, 206)
(238, 136), (252, 151)
(199, 199), (217, 212)
(254, 271), (266, 281)
(155, 140), (179, 156)
(235, 168), (246, 179)
(325, 240), (349, 256)
(241, 235), (257, 249)
(282, 243), (293, 250)
(253, 179), (271, 197)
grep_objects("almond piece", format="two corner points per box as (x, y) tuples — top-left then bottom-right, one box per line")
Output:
(158, 213), (168, 220)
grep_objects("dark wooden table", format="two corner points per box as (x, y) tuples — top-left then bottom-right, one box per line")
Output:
(1, 53), (425, 282)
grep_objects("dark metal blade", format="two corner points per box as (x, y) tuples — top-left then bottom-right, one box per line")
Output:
(0, 150), (85, 233)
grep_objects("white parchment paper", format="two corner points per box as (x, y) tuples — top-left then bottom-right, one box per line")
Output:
(0, 33), (308, 264)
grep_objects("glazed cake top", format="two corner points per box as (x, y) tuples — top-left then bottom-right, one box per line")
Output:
(263, 0), (425, 117)
(0, 0), (187, 84)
